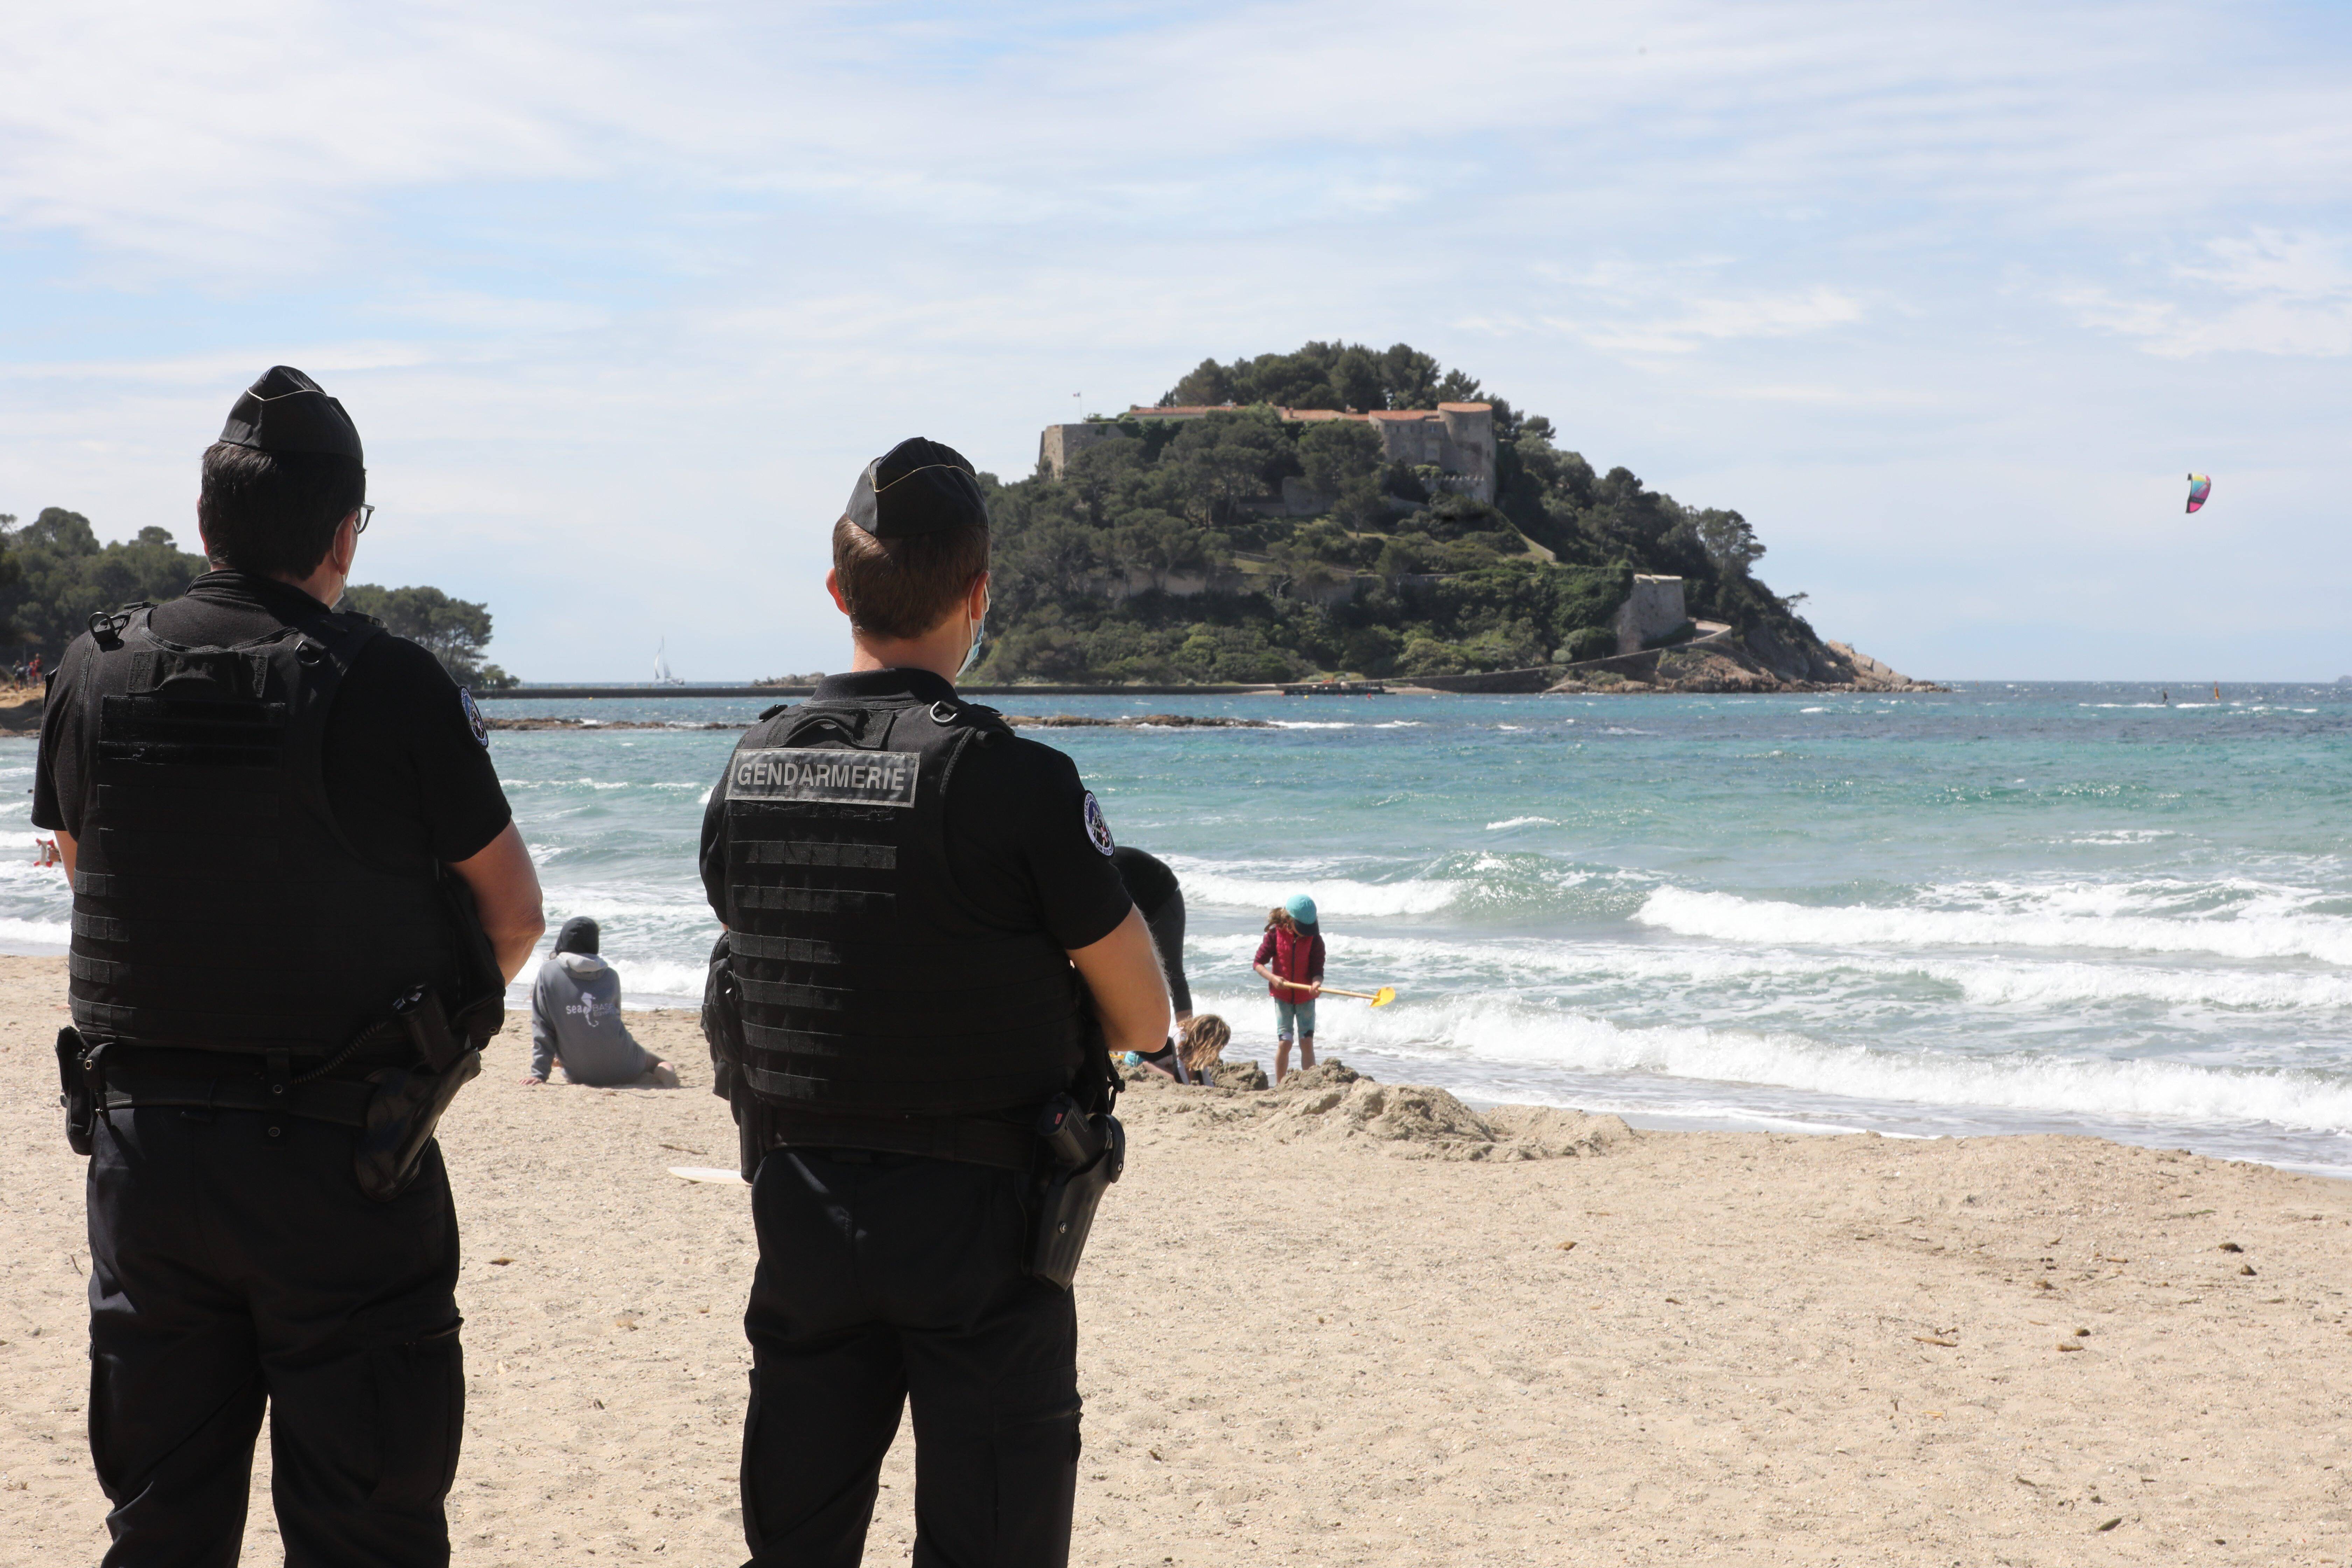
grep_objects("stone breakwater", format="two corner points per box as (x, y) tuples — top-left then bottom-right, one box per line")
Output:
(1001, 713), (1274, 729)
(484, 712), (1275, 733)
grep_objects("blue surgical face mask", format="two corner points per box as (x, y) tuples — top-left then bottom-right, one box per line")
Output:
(958, 594), (988, 679)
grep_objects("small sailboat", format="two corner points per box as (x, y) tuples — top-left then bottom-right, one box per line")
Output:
(653, 638), (684, 686)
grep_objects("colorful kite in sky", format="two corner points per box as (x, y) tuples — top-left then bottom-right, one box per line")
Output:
(2186, 473), (2212, 513)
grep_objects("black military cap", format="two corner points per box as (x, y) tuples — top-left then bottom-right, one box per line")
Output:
(845, 437), (986, 539)
(218, 365), (364, 462)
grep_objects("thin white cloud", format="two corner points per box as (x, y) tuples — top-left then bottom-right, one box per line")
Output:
(1560, 287), (1866, 356)
(2066, 230), (2352, 357)
(6, 1), (2350, 277)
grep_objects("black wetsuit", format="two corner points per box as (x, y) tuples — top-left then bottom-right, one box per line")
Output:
(1111, 846), (1190, 1017)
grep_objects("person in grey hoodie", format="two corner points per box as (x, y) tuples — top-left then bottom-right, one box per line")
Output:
(522, 917), (678, 1087)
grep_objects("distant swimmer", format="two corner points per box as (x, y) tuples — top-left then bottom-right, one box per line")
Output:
(2162, 690), (2169, 705)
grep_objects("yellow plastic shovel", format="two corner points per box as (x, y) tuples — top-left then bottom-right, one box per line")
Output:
(1320, 986), (1397, 1007)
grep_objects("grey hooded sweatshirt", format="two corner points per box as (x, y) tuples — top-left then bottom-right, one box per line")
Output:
(529, 951), (656, 1085)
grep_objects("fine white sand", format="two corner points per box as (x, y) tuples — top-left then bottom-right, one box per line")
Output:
(4, 957), (2350, 1564)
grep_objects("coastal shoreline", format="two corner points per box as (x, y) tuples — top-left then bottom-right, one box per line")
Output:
(5, 971), (2347, 1564)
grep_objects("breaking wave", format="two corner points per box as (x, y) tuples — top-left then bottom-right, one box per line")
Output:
(1635, 885), (2352, 966)
(1265, 989), (2352, 1136)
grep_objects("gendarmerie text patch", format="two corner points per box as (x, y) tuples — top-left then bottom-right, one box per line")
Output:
(729, 748), (920, 807)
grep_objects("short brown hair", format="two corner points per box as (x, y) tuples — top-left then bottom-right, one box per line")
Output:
(831, 513), (989, 640)
(198, 441), (366, 577)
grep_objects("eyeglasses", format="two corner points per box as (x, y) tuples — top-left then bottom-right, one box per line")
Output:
(352, 504), (375, 534)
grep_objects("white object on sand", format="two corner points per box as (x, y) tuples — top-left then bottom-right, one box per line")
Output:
(668, 1166), (749, 1185)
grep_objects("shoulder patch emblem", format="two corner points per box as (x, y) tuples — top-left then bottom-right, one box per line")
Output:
(460, 688), (489, 748)
(1082, 791), (1116, 856)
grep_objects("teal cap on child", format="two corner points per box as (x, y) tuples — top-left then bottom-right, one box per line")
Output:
(1284, 893), (1318, 925)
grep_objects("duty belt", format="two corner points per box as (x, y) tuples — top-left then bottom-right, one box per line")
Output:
(763, 1106), (1036, 1172)
(95, 1045), (375, 1128)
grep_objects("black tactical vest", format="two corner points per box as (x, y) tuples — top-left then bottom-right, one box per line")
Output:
(66, 605), (462, 1054)
(720, 694), (1085, 1116)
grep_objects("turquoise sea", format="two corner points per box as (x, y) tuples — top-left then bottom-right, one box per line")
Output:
(8, 682), (2351, 1174)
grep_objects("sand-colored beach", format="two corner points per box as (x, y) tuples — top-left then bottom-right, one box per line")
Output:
(3, 952), (2349, 1564)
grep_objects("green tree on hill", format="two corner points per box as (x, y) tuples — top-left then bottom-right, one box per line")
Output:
(338, 583), (518, 690)
(0, 509), (205, 660)
(0, 507), (516, 687)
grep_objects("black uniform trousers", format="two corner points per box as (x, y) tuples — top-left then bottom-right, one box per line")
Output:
(741, 1148), (1080, 1568)
(86, 1101), (464, 1568)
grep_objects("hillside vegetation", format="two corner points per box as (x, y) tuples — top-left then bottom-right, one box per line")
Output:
(0, 507), (516, 688)
(975, 341), (1829, 685)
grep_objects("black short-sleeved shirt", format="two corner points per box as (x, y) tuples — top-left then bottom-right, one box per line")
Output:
(33, 570), (514, 872)
(698, 667), (1134, 951)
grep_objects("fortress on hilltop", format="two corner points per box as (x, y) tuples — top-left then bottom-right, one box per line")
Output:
(1041, 401), (1498, 506)
(974, 340), (1937, 694)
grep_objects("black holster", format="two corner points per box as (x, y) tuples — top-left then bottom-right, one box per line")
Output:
(703, 933), (767, 1179)
(354, 987), (483, 1202)
(56, 1027), (99, 1155)
(355, 1050), (480, 1202)
(1028, 1094), (1124, 1290)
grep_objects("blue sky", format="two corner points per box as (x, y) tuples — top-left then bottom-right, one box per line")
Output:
(2, 0), (2347, 681)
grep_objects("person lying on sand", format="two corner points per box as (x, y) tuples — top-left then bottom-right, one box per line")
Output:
(522, 917), (678, 1087)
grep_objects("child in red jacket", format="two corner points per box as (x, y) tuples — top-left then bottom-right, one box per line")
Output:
(1252, 894), (1324, 1084)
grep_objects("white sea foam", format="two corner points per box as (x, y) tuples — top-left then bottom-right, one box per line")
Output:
(0, 917), (72, 950)
(1270, 721), (1356, 730)
(1184, 930), (2352, 1015)
(1299, 993), (2352, 1135)
(1175, 866), (1457, 917)
(612, 958), (711, 1004)
(1635, 886), (2352, 966)
(1484, 817), (1558, 831)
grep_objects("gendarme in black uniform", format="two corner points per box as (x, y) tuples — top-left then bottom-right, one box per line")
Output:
(34, 366), (513, 1567)
(699, 440), (1133, 1568)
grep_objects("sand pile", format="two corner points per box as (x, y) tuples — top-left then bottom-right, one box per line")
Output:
(1124, 1058), (1631, 1161)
